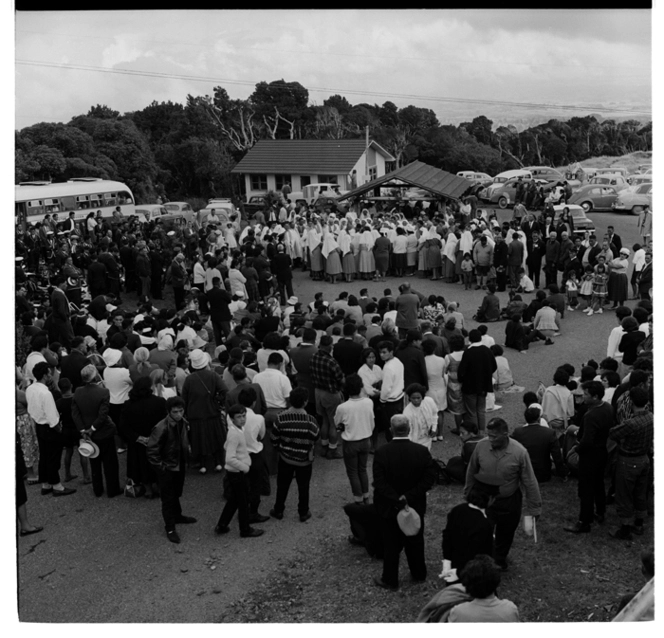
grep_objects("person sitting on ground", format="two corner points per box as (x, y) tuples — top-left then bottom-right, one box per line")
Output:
(499, 292), (528, 321)
(614, 548), (654, 619)
(474, 284), (501, 323)
(515, 268), (535, 294)
(533, 300), (561, 342)
(490, 344), (523, 393)
(444, 421), (484, 483)
(448, 554), (520, 623)
(522, 289), (547, 323)
(505, 313), (551, 353)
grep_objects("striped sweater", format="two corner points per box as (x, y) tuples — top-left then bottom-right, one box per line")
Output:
(272, 409), (320, 466)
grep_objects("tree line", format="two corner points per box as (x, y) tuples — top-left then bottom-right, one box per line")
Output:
(15, 79), (652, 205)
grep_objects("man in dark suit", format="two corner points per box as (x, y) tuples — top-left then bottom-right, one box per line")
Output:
(457, 329), (497, 435)
(71, 364), (121, 498)
(606, 226), (622, 254)
(511, 407), (567, 482)
(50, 277), (75, 349)
(372, 415), (437, 591)
(271, 243), (294, 306)
(333, 323), (364, 376)
(59, 337), (90, 390)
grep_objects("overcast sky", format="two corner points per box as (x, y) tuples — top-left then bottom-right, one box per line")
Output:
(15, 9), (653, 129)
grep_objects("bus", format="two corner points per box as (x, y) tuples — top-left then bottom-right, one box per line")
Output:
(15, 178), (135, 229)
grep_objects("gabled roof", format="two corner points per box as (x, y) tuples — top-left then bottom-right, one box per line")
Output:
(230, 139), (395, 175)
(337, 160), (472, 201)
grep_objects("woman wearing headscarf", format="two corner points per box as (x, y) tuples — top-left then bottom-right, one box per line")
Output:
(229, 258), (248, 298)
(373, 228), (391, 281)
(607, 248), (630, 309)
(102, 348), (133, 430)
(358, 225), (376, 280)
(443, 230), (459, 283)
(322, 226), (343, 284)
(417, 222), (430, 277)
(427, 226), (444, 281)
(337, 224), (356, 283)
(119, 376), (167, 499)
(182, 348), (228, 474)
(306, 221), (324, 281)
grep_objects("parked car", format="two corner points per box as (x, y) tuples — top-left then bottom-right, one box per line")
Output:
(134, 204), (169, 223)
(567, 185), (619, 212)
(524, 166), (565, 183)
(595, 167), (629, 178)
(197, 199), (236, 226)
(312, 196), (348, 215)
(490, 169), (533, 184)
(160, 201), (196, 226)
(612, 184), (653, 215)
(479, 177), (548, 208)
(552, 205), (595, 237)
(627, 174), (653, 187)
(244, 195), (269, 218)
(587, 175), (629, 191)
(456, 171), (493, 187)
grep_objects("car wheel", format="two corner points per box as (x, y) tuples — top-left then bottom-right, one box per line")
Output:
(631, 206), (643, 216)
(580, 201), (592, 213)
(498, 196), (509, 209)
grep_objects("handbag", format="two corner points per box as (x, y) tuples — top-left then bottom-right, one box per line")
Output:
(397, 505), (421, 536)
(124, 478), (145, 499)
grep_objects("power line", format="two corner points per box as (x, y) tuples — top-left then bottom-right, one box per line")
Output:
(15, 29), (652, 74)
(16, 59), (652, 117)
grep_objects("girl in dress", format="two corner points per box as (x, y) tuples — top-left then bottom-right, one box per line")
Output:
(565, 270), (579, 311)
(578, 265), (594, 311)
(586, 263), (608, 316)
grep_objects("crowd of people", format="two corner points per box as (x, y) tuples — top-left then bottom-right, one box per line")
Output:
(15, 195), (653, 621)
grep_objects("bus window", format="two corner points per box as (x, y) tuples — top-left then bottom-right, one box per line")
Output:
(118, 191), (133, 205)
(103, 192), (117, 206)
(76, 195), (90, 210)
(27, 200), (44, 217)
(89, 193), (102, 204)
(44, 198), (61, 214)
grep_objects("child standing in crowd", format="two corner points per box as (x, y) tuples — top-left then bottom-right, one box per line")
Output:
(460, 253), (474, 290)
(578, 265), (594, 311)
(565, 270), (579, 311)
(586, 263), (608, 316)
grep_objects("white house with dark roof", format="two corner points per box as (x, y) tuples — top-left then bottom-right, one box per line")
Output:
(231, 139), (395, 199)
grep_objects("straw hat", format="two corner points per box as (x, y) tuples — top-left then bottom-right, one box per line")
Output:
(78, 439), (100, 459)
(189, 349), (210, 370)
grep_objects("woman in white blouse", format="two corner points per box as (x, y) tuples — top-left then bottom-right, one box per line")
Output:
(403, 383), (438, 450)
(358, 348), (383, 398)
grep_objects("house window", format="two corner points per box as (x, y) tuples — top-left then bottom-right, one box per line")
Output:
(300, 176), (311, 188)
(317, 175), (338, 184)
(250, 175), (268, 191)
(369, 166), (377, 180)
(275, 174), (291, 190)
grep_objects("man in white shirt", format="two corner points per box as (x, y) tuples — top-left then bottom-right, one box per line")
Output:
(234, 386), (270, 524)
(378, 341), (405, 443)
(606, 307), (632, 362)
(334, 374), (375, 503)
(26, 362), (76, 496)
(253, 352), (292, 430)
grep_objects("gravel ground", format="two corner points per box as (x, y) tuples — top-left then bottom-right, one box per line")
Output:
(15, 209), (652, 623)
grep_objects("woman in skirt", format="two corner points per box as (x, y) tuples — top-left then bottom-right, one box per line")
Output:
(337, 226), (356, 283)
(241, 257), (260, 302)
(358, 226), (376, 280)
(322, 227), (343, 284)
(607, 248), (630, 308)
(443, 230), (459, 282)
(417, 224), (430, 277)
(405, 227), (418, 276)
(306, 222), (324, 281)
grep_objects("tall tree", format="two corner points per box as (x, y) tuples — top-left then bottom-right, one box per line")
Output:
(250, 79), (309, 139)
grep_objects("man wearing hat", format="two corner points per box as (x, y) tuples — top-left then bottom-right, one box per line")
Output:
(372, 415), (437, 591)
(72, 364), (122, 498)
(464, 417), (541, 570)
